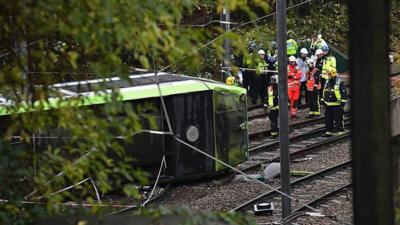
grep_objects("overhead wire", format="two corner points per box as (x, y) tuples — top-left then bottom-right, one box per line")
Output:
(158, 0), (313, 73)
(0, 40), (40, 59)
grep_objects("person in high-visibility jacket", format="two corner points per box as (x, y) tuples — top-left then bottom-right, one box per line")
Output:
(265, 75), (279, 138)
(266, 42), (278, 89)
(242, 43), (257, 92)
(287, 38), (298, 57)
(315, 48), (325, 100)
(321, 45), (337, 79)
(320, 68), (347, 137)
(253, 49), (269, 105)
(320, 45), (337, 100)
(306, 59), (321, 117)
(310, 33), (327, 54)
(287, 56), (302, 118)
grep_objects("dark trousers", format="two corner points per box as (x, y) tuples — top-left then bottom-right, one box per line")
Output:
(319, 78), (326, 100)
(269, 109), (279, 135)
(300, 81), (307, 104)
(252, 74), (269, 104)
(247, 71), (257, 102)
(242, 70), (253, 91)
(307, 90), (320, 114)
(325, 105), (344, 133)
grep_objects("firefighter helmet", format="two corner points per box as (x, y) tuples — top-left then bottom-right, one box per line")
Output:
(226, 76), (236, 85)
(288, 56), (296, 62)
(329, 68), (337, 77)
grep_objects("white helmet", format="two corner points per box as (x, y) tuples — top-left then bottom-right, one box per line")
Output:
(271, 75), (279, 83)
(258, 49), (266, 55)
(288, 56), (296, 62)
(300, 48), (308, 55)
(315, 49), (323, 55)
(306, 58), (315, 67)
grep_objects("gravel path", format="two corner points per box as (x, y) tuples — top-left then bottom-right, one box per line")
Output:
(156, 179), (281, 212)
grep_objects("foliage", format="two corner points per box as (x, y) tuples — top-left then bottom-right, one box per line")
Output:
(0, 1), (265, 225)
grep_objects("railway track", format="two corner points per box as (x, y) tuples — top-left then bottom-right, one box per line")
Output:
(240, 127), (350, 173)
(247, 103), (309, 121)
(143, 105), (352, 211)
(248, 111), (350, 140)
(231, 160), (352, 224)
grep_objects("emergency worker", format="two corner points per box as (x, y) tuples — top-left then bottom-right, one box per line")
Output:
(264, 75), (279, 139)
(321, 45), (337, 78)
(287, 56), (302, 118)
(287, 38), (298, 57)
(320, 68), (347, 137)
(266, 41), (278, 88)
(253, 49), (268, 104)
(315, 49), (325, 100)
(242, 43), (257, 93)
(320, 45), (337, 100)
(297, 48), (309, 105)
(306, 59), (321, 117)
(310, 33), (327, 54)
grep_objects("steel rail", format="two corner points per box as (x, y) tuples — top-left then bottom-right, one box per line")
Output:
(231, 160), (352, 212)
(292, 182), (352, 213)
(249, 118), (350, 155)
(248, 111), (350, 139)
(243, 132), (350, 173)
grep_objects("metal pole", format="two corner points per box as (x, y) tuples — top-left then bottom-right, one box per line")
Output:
(276, 0), (291, 219)
(349, 0), (393, 224)
(221, 7), (231, 82)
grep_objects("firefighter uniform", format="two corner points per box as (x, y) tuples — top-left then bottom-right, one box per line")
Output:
(287, 57), (302, 118)
(306, 65), (321, 117)
(321, 69), (347, 137)
(319, 46), (337, 101)
(266, 77), (279, 138)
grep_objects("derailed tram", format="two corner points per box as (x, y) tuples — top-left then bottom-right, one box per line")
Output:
(0, 72), (249, 181)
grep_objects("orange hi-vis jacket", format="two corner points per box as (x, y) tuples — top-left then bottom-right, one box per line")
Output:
(287, 64), (301, 89)
(306, 67), (321, 91)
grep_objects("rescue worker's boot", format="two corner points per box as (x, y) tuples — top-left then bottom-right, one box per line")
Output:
(322, 131), (333, 138)
(271, 132), (279, 139)
(306, 111), (315, 119)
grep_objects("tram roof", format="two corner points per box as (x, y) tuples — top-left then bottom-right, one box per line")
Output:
(0, 72), (246, 115)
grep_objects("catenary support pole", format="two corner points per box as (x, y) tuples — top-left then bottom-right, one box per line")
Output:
(349, 0), (393, 224)
(221, 7), (231, 82)
(276, 0), (291, 219)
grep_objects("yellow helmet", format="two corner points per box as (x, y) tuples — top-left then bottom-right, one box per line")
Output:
(226, 76), (236, 85)
(329, 68), (337, 77)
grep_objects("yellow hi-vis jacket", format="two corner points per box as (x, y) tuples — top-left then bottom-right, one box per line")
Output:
(321, 55), (337, 79)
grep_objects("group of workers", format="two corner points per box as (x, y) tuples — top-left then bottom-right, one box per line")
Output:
(226, 33), (347, 138)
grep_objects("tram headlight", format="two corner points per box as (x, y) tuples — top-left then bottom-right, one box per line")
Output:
(186, 125), (200, 142)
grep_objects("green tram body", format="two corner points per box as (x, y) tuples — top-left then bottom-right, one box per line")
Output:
(0, 72), (249, 180)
